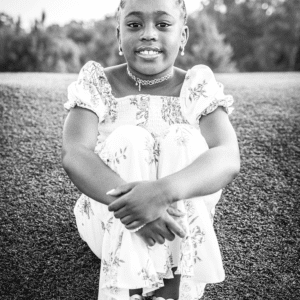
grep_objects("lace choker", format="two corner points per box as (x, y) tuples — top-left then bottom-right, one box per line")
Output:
(127, 67), (173, 92)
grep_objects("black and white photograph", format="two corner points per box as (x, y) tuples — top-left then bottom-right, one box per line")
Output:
(1, 0), (299, 299)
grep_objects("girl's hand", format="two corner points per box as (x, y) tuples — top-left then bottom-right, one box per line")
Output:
(107, 181), (172, 230)
(136, 211), (186, 247)
(166, 205), (186, 218)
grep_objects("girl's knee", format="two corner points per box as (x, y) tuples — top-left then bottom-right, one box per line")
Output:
(163, 124), (201, 143)
(108, 125), (154, 148)
(97, 125), (157, 180)
(161, 124), (206, 150)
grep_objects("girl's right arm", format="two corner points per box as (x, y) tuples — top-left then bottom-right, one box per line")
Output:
(62, 106), (125, 205)
(62, 106), (185, 243)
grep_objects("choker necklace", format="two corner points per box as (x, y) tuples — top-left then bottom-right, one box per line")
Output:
(127, 67), (173, 92)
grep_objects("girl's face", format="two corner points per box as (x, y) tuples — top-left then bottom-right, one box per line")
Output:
(118, 0), (188, 77)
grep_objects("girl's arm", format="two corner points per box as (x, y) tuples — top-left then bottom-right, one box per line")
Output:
(62, 107), (126, 205)
(162, 106), (240, 201)
(62, 107), (185, 241)
(108, 107), (240, 229)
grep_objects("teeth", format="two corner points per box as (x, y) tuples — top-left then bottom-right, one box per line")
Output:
(139, 50), (159, 55)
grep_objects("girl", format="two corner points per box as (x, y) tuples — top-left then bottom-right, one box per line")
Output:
(62, 0), (240, 299)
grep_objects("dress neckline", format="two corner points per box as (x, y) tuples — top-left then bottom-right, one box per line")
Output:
(100, 65), (191, 100)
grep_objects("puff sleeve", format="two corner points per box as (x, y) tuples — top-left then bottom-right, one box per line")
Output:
(180, 65), (234, 126)
(64, 61), (108, 122)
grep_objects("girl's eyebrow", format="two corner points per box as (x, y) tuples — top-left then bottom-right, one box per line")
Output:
(154, 11), (173, 17)
(125, 11), (174, 18)
(125, 11), (143, 18)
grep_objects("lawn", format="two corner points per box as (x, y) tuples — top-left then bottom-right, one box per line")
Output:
(0, 71), (299, 300)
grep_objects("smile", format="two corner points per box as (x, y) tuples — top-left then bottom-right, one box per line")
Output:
(136, 48), (162, 59)
(138, 50), (161, 55)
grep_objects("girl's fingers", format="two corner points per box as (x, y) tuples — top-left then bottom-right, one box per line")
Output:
(167, 206), (186, 217)
(135, 229), (155, 246)
(165, 215), (186, 238)
(107, 182), (140, 212)
(106, 182), (137, 197)
(147, 238), (156, 247)
(108, 198), (126, 212)
(114, 208), (129, 220)
(154, 234), (165, 245)
(106, 189), (119, 196)
(120, 215), (132, 225)
(161, 227), (175, 241)
(125, 220), (143, 231)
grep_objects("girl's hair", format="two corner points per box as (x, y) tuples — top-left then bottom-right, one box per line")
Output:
(116, 0), (187, 25)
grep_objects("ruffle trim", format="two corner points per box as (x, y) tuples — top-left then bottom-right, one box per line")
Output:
(65, 61), (118, 122)
(97, 198), (224, 300)
(199, 94), (234, 119)
(64, 93), (103, 118)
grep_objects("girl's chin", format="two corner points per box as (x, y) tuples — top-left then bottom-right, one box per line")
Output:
(132, 66), (166, 77)
(129, 61), (170, 76)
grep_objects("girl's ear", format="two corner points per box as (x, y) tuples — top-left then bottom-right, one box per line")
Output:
(181, 25), (189, 48)
(117, 27), (122, 51)
(117, 27), (123, 56)
(117, 26), (121, 43)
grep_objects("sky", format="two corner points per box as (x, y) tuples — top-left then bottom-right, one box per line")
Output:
(0, 0), (202, 29)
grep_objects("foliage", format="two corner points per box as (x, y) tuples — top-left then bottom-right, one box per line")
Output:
(176, 10), (236, 72)
(0, 12), (82, 72)
(0, 0), (299, 72)
(0, 10), (234, 73)
(208, 0), (300, 71)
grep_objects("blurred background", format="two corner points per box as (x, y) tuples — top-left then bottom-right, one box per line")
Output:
(0, 0), (299, 73)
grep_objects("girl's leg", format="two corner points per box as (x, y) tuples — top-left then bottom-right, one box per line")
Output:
(158, 124), (221, 218)
(96, 124), (157, 183)
(74, 125), (157, 299)
(75, 125), (157, 255)
(154, 124), (213, 300)
(152, 268), (181, 300)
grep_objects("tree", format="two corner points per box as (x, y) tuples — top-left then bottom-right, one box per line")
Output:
(2, 1), (299, 72)
(176, 9), (236, 72)
(63, 21), (94, 45)
(0, 13), (30, 71)
(209, 0), (300, 71)
(85, 16), (124, 67)
(214, 0), (267, 71)
(260, 0), (300, 71)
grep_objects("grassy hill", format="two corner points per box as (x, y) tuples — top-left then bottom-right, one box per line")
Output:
(1, 72), (300, 300)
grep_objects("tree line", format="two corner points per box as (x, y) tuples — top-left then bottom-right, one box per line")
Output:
(0, 0), (299, 73)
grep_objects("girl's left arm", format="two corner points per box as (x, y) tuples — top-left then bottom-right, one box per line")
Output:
(108, 107), (240, 229)
(160, 106), (240, 201)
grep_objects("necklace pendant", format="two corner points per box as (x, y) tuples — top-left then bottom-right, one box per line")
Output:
(127, 66), (173, 93)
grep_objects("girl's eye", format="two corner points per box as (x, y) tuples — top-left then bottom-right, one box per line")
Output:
(128, 23), (141, 28)
(157, 23), (171, 28)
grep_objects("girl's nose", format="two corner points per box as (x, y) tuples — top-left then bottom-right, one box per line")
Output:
(140, 25), (158, 41)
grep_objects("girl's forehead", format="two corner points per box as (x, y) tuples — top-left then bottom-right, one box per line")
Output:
(121, 0), (180, 18)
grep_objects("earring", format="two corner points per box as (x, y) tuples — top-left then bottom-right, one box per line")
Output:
(180, 46), (185, 56)
(119, 46), (123, 56)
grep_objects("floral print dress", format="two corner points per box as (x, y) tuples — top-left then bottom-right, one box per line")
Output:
(64, 61), (234, 300)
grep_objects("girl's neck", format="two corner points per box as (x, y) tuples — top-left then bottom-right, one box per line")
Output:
(104, 64), (187, 98)
(127, 64), (175, 82)
(127, 66), (174, 92)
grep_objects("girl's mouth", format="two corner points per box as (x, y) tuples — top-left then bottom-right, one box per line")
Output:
(136, 48), (162, 60)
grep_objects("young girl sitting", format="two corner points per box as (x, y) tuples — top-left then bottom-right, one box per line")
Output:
(62, 0), (240, 299)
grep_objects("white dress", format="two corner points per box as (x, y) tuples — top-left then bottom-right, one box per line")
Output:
(64, 61), (234, 300)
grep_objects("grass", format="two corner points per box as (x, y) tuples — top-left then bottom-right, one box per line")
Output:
(0, 71), (300, 300)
